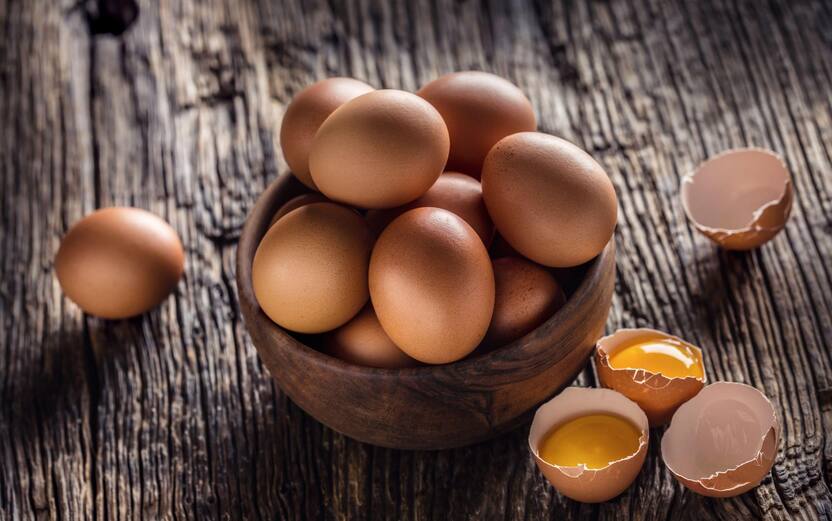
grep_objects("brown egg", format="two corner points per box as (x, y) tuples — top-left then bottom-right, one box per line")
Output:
(324, 305), (419, 369)
(417, 71), (536, 178)
(280, 77), (374, 189)
(269, 192), (329, 226)
(309, 89), (450, 209)
(55, 207), (185, 319)
(681, 148), (792, 250)
(365, 172), (494, 244)
(662, 382), (780, 497)
(252, 202), (372, 333)
(369, 207), (495, 364)
(482, 132), (617, 267)
(480, 257), (565, 351)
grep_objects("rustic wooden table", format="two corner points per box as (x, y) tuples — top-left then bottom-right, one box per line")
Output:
(2, 0), (831, 519)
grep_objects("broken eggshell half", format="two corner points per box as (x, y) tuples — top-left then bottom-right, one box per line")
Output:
(595, 328), (706, 427)
(661, 381), (780, 498)
(529, 387), (649, 503)
(681, 148), (792, 250)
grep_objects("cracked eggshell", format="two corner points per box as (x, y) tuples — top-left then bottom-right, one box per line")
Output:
(661, 382), (780, 498)
(529, 387), (649, 503)
(595, 329), (706, 427)
(681, 148), (792, 250)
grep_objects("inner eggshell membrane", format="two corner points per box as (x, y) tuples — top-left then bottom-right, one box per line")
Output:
(661, 382), (779, 497)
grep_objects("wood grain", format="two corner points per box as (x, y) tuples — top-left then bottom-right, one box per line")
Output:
(1, 0), (831, 519)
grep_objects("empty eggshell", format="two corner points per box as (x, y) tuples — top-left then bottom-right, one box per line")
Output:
(369, 207), (495, 364)
(529, 387), (649, 503)
(269, 192), (329, 226)
(595, 329), (706, 426)
(480, 257), (565, 351)
(252, 202), (372, 334)
(661, 382), (780, 498)
(365, 172), (494, 244)
(323, 304), (419, 369)
(279, 77), (374, 189)
(481, 132), (618, 267)
(681, 148), (793, 250)
(309, 89), (450, 209)
(417, 71), (537, 178)
(55, 207), (184, 319)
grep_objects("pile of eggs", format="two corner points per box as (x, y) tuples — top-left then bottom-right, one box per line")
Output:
(253, 72), (617, 366)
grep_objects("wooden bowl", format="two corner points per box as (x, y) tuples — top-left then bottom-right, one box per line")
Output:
(236, 174), (616, 450)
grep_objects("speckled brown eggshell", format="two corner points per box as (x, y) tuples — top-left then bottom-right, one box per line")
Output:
(369, 207), (495, 364)
(480, 257), (565, 351)
(482, 132), (618, 268)
(55, 207), (185, 319)
(309, 89), (450, 209)
(324, 304), (419, 369)
(365, 172), (494, 245)
(269, 192), (330, 226)
(279, 77), (374, 189)
(252, 202), (372, 334)
(417, 71), (537, 178)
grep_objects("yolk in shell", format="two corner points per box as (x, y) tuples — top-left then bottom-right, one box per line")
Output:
(608, 339), (704, 379)
(538, 414), (642, 469)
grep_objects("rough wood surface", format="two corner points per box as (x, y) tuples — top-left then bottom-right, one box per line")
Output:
(1, 0), (830, 519)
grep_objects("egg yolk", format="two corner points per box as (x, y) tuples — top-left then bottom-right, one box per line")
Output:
(538, 414), (641, 469)
(608, 339), (704, 379)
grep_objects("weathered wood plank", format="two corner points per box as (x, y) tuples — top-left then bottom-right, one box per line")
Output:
(1, 0), (831, 519)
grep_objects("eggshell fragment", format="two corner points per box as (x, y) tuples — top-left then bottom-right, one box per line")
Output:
(681, 148), (792, 250)
(417, 71), (537, 178)
(529, 387), (649, 503)
(269, 192), (329, 226)
(595, 329), (706, 426)
(365, 172), (494, 244)
(252, 202), (372, 334)
(323, 305), (419, 369)
(482, 132), (617, 267)
(369, 207), (495, 364)
(480, 257), (565, 351)
(309, 89), (450, 209)
(55, 207), (185, 319)
(280, 77), (374, 189)
(661, 382), (779, 498)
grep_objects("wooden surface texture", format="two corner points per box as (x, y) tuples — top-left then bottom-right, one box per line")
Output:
(1, 0), (831, 519)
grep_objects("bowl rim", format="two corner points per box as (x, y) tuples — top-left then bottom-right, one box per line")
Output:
(236, 173), (614, 378)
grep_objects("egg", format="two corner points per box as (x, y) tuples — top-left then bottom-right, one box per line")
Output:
(365, 172), (494, 244)
(55, 207), (185, 319)
(269, 192), (329, 226)
(417, 71), (536, 178)
(480, 257), (565, 351)
(369, 207), (494, 364)
(309, 89), (450, 209)
(481, 132), (617, 268)
(279, 77), (374, 189)
(661, 382), (779, 498)
(681, 148), (792, 250)
(595, 328), (706, 426)
(529, 387), (649, 503)
(252, 202), (372, 333)
(323, 304), (419, 369)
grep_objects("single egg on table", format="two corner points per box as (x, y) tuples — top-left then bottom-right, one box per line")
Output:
(55, 207), (185, 319)
(595, 328), (706, 427)
(661, 381), (780, 498)
(479, 257), (565, 352)
(369, 207), (495, 364)
(365, 172), (494, 245)
(269, 192), (329, 226)
(529, 387), (649, 503)
(323, 304), (419, 369)
(252, 202), (372, 334)
(417, 71), (537, 178)
(309, 89), (450, 209)
(279, 77), (374, 190)
(481, 132), (618, 268)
